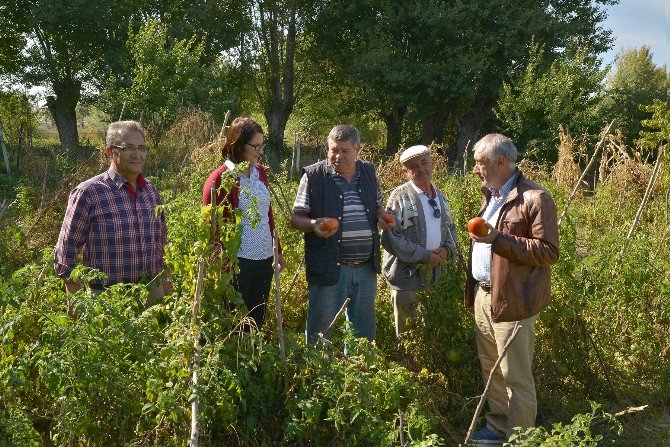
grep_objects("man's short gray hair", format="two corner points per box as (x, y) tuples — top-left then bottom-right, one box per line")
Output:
(106, 121), (145, 147)
(328, 124), (360, 147)
(472, 133), (517, 166)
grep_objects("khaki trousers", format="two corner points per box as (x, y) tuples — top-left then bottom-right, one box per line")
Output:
(391, 289), (418, 336)
(474, 284), (538, 439)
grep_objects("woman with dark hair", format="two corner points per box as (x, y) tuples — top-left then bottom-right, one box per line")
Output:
(202, 117), (284, 328)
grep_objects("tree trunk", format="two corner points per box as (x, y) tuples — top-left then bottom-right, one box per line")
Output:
(454, 95), (491, 166)
(264, 107), (290, 150)
(46, 78), (81, 150)
(256, 1), (296, 155)
(382, 106), (407, 154)
(421, 108), (449, 146)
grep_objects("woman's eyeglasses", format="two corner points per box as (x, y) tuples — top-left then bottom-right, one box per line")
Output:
(427, 197), (441, 218)
(246, 142), (266, 152)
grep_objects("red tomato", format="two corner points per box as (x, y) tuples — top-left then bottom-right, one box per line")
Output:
(381, 213), (395, 226)
(320, 218), (340, 231)
(467, 217), (488, 237)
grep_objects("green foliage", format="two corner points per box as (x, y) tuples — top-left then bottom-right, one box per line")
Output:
(109, 18), (233, 147)
(640, 100), (670, 150)
(506, 403), (622, 446)
(4, 137), (670, 445)
(601, 47), (669, 148)
(0, 89), (37, 152)
(496, 44), (608, 162)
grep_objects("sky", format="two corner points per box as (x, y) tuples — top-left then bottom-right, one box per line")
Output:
(601, 0), (669, 69)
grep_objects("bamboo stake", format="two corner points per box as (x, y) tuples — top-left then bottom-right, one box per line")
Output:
(558, 121), (613, 227)
(463, 321), (521, 446)
(273, 229), (286, 361)
(189, 258), (206, 447)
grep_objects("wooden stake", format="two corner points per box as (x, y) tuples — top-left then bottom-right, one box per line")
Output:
(625, 148), (664, 240)
(189, 258), (206, 447)
(320, 297), (351, 340)
(463, 321), (521, 446)
(273, 229), (286, 361)
(118, 101), (126, 121)
(219, 110), (231, 140)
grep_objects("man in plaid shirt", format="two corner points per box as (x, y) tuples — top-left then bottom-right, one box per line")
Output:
(54, 121), (170, 306)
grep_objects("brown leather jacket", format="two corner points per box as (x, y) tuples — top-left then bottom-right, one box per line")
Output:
(465, 172), (559, 322)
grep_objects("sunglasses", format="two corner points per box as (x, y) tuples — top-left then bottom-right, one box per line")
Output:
(427, 197), (441, 218)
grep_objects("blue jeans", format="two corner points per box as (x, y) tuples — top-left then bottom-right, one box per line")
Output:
(306, 261), (377, 344)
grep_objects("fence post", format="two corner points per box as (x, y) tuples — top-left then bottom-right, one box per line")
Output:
(0, 122), (11, 175)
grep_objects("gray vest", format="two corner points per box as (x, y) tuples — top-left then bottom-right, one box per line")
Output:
(302, 160), (381, 285)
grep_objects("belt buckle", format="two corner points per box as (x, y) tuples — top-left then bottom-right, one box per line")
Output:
(478, 281), (491, 292)
(341, 260), (365, 269)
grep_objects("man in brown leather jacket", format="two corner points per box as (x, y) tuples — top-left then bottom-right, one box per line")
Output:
(466, 134), (559, 443)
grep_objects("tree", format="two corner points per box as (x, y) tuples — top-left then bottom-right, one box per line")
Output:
(445, 0), (616, 161)
(242, 0), (318, 151)
(0, 89), (37, 171)
(0, 0), (133, 149)
(601, 46), (669, 147)
(639, 100), (670, 152)
(107, 19), (232, 147)
(496, 44), (608, 163)
(306, 0), (617, 157)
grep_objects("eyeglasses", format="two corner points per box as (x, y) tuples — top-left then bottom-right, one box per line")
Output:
(246, 142), (266, 152)
(110, 144), (150, 154)
(427, 196), (441, 218)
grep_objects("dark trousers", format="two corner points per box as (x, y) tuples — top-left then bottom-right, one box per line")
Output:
(234, 257), (274, 329)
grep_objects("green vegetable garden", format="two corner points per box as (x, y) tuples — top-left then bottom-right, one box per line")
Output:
(1, 0), (670, 445)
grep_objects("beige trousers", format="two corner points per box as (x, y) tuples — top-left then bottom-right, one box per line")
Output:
(474, 284), (538, 439)
(391, 289), (418, 336)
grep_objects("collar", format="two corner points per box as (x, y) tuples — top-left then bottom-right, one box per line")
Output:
(409, 180), (436, 198)
(225, 159), (257, 177)
(327, 160), (360, 179)
(489, 170), (518, 198)
(107, 167), (146, 190)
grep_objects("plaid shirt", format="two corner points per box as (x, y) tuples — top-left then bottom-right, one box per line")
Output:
(54, 167), (167, 286)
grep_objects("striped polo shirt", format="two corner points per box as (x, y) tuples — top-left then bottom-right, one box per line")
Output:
(293, 162), (383, 263)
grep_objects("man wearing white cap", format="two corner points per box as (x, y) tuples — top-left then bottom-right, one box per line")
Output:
(381, 145), (457, 336)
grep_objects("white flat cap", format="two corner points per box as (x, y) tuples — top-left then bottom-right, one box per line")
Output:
(399, 145), (430, 164)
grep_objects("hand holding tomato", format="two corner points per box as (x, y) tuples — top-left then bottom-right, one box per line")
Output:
(467, 217), (499, 243)
(467, 217), (488, 236)
(378, 212), (396, 230)
(314, 217), (339, 238)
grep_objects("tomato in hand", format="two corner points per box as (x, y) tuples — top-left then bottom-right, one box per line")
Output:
(467, 217), (488, 237)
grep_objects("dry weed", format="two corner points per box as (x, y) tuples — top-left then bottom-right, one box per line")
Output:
(551, 126), (581, 188)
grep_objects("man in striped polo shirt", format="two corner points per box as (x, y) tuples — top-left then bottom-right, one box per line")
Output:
(291, 124), (387, 345)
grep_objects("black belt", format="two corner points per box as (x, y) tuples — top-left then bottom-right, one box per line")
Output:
(478, 281), (491, 292)
(340, 260), (369, 269)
